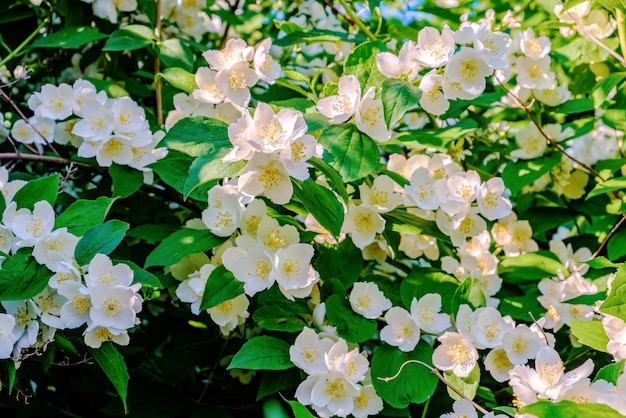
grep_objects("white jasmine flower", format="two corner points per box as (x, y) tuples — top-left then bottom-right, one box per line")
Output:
(83, 324), (130, 348)
(207, 293), (250, 335)
(215, 61), (259, 107)
(484, 348), (514, 382)
(317, 75), (361, 124)
(3, 201), (56, 248)
(519, 28), (551, 59)
(359, 175), (402, 213)
(355, 87), (391, 142)
(238, 153), (293, 204)
(419, 71), (449, 115)
(380, 306), (421, 352)
(295, 371), (360, 418)
(444, 47), (492, 96)
(89, 284), (139, 329)
(376, 41), (420, 81)
(515, 56), (555, 90)
(203, 38), (254, 71)
(502, 324), (541, 365)
(432, 331), (478, 377)
(411, 293), (451, 334)
(84, 254), (133, 288)
(254, 38), (282, 83)
(72, 99), (115, 141)
(289, 327), (335, 375)
(35, 83), (74, 120)
(415, 26), (455, 68)
(0, 314), (17, 359)
(349, 282), (392, 319)
(193, 67), (225, 104)
(325, 339), (369, 383)
(175, 263), (215, 314)
(342, 205), (386, 250)
(477, 177), (512, 221)
(57, 281), (91, 329)
(441, 398), (478, 418)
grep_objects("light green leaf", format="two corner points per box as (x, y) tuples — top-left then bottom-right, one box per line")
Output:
(587, 177), (626, 200)
(199, 264), (244, 310)
(103, 24), (156, 51)
(318, 124), (380, 182)
(371, 343), (438, 408)
(592, 72), (626, 108)
(570, 320), (609, 353)
(89, 342), (129, 413)
(343, 40), (387, 87)
(283, 398), (317, 418)
(12, 173), (60, 210)
(381, 78), (421, 127)
(149, 150), (194, 196)
(273, 29), (365, 47)
(325, 294), (377, 343)
(74, 220), (129, 266)
(54, 197), (114, 236)
(498, 252), (569, 283)
(383, 208), (450, 243)
(158, 39), (194, 71)
(109, 164), (143, 199)
(521, 400), (624, 418)
(159, 67), (197, 93)
(33, 26), (106, 49)
(292, 179), (344, 238)
(452, 278), (486, 311)
(0, 248), (51, 301)
(599, 264), (626, 322)
(228, 336), (294, 370)
(594, 360), (625, 384)
(184, 149), (246, 197)
(445, 365), (480, 401)
(144, 228), (226, 268)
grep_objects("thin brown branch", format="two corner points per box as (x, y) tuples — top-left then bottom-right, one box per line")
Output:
(323, 0), (355, 25)
(494, 75), (605, 181)
(591, 213), (626, 259)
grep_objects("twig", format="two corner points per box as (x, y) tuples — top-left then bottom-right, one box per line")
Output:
(0, 18), (49, 67)
(378, 359), (490, 415)
(337, 0), (377, 41)
(323, 0), (355, 25)
(528, 312), (550, 346)
(493, 75), (605, 181)
(590, 213), (626, 259)
(218, 0), (241, 50)
(155, 0), (163, 127)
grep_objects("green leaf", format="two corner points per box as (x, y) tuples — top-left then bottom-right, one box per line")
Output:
(199, 264), (244, 310)
(12, 173), (60, 210)
(158, 39), (194, 71)
(74, 220), (129, 266)
(85, 77), (129, 98)
(1, 361), (16, 393)
(0, 249), (51, 300)
(308, 157), (349, 204)
(570, 320), (609, 353)
(398, 119), (478, 149)
(594, 360), (625, 384)
(400, 268), (459, 314)
(283, 398), (317, 418)
(452, 278), (486, 311)
(383, 209), (450, 243)
(592, 72), (626, 108)
(149, 150), (194, 196)
(318, 124), (380, 182)
(587, 257), (621, 269)
(381, 78), (421, 127)
(54, 197), (114, 235)
(599, 264), (626, 322)
(371, 342), (438, 408)
(89, 342), (129, 413)
(184, 149), (246, 197)
(253, 297), (309, 333)
(292, 179), (344, 238)
(53, 334), (79, 356)
(33, 26), (106, 49)
(159, 67), (197, 93)
(343, 40), (387, 87)
(502, 152), (562, 196)
(521, 400), (624, 418)
(325, 294), (377, 343)
(257, 369), (302, 401)
(553, 97), (595, 115)
(587, 177), (626, 200)
(144, 228), (226, 268)
(445, 365), (480, 401)
(498, 291), (548, 322)
(160, 116), (230, 157)
(103, 24), (156, 51)
(498, 252), (569, 284)
(608, 228), (626, 260)
(228, 336), (294, 370)
(313, 239), (363, 287)
(273, 29), (365, 47)
(109, 164), (143, 198)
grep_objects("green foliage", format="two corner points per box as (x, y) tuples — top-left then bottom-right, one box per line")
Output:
(32, 26), (107, 49)
(12, 173), (60, 210)
(90, 343), (130, 413)
(318, 124), (380, 182)
(74, 220), (129, 266)
(54, 196), (114, 235)
(103, 24), (156, 51)
(521, 400), (624, 417)
(570, 320), (610, 352)
(0, 249), (51, 300)
(144, 228), (226, 268)
(199, 264), (244, 310)
(228, 336), (294, 370)
(325, 294), (377, 343)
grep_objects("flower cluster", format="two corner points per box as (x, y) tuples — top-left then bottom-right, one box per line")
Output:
(291, 327), (383, 418)
(14, 79), (166, 174)
(79, 0), (136, 24)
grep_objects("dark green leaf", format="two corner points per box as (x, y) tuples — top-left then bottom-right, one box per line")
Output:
(228, 336), (294, 370)
(12, 173), (60, 210)
(109, 164), (143, 198)
(199, 264), (244, 310)
(158, 39), (194, 71)
(33, 26), (106, 49)
(502, 152), (562, 196)
(54, 196), (114, 236)
(608, 228), (626, 260)
(318, 124), (380, 182)
(144, 228), (226, 268)
(74, 220), (129, 266)
(89, 342), (129, 413)
(149, 150), (194, 196)
(283, 399), (317, 418)
(383, 209), (450, 243)
(257, 369), (303, 401)
(1, 361), (16, 393)
(371, 343), (438, 408)
(313, 240), (363, 287)
(325, 294), (377, 343)
(343, 40), (387, 87)
(160, 116), (229, 157)
(308, 157), (349, 204)
(400, 268), (459, 314)
(113, 260), (162, 288)
(292, 179), (344, 238)
(184, 149), (246, 197)
(398, 119), (478, 149)
(103, 24), (155, 51)
(273, 29), (365, 47)
(0, 249), (51, 300)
